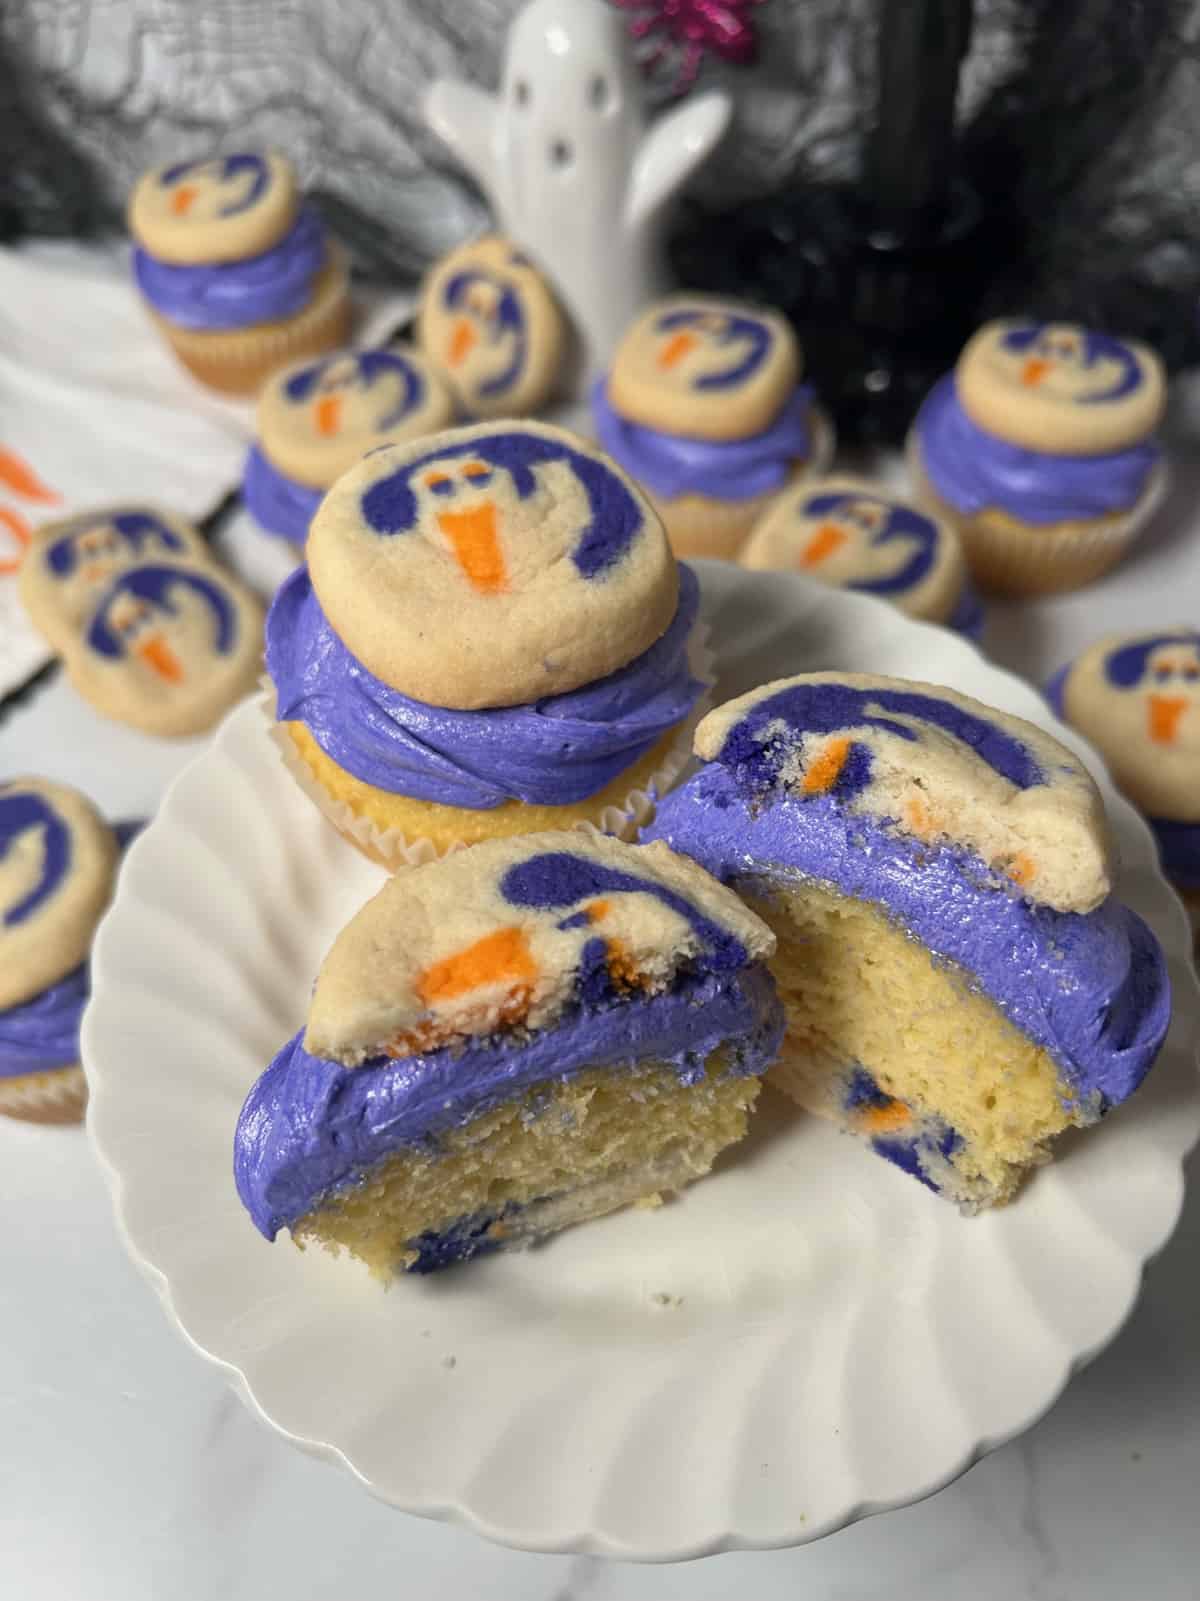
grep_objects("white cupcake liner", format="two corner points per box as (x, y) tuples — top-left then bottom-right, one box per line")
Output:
(263, 617), (714, 868)
(0, 1064), (86, 1125)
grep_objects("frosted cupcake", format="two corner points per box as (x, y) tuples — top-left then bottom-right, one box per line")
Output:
(908, 319), (1167, 595)
(243, 347), (455, 551)
(0, 781), (131, 1125)
(1048, 629), (1200, 932)
(592, 294), (835, 560)
(742, 476), (983, 638)
(647, 674), (1170, 1209)
(128, 150), (350, 394)
(266, 420), (711, 865)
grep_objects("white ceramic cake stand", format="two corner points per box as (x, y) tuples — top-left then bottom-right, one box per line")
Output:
(85, 563), (1200, 1562)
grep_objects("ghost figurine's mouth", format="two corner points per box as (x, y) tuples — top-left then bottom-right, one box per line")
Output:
(1147, 694), (1188, 745)
(448, 318), (478, 368)
(137, 633), (185, 684)
(799, 522), (849, 568)
(436, 501), (508, 594)
(315, 395), (342, 436)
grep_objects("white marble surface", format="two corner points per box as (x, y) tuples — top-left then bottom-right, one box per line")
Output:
(3, 343), (1200, 1596)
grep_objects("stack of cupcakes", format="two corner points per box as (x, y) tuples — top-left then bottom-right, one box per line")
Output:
(128, 150), (350, 394)
(265, 420), (712, 865)
(243, 347), (455, 553)
(592, 294), (834, 560)
(908, 319), (1167, 594)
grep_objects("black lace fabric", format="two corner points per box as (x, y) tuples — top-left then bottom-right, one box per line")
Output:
(3, 0), (1199, 367)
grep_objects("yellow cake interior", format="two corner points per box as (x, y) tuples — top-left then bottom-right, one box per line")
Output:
(293, 1054), (758, 1277)
(741, 878), (1083, 1208)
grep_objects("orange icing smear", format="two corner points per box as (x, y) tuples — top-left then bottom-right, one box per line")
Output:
(802, 736), (852, 795)
(436, 503), (507, 594)
(857, 1099), (912, 1135)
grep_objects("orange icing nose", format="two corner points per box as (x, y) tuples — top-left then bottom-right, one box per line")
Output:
(315, 395), (342, 436)
(800, 522), (848, 568)
(137, 634), (184, 684)
(1148, 694), (1188, 744)
(448, 318), (476, 368)
(436, 502), (507, 594)
(1021, 357), (1051, 387)
(417, 926), (537, 1007)
(802, 735), (851, 794)
(657, 330), (697, 370)
(171, 185), (199, 216)
(0, 447), (58, 504)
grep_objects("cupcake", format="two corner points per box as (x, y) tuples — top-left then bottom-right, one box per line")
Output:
(1047, 629), (1200, 933)
(417, 234), (568, 418)
(266, 420), (711, 866)
(0, 781), (128, 1125)
(235, 832), (781, 1277)
(742, 476), (983, 638)
(646, 674), (1170, 1209)
(908, 319), (1168, 595)
(591, 294), (835, 560)
(128, 150), (351, 394)
(243, 347), (455, 552)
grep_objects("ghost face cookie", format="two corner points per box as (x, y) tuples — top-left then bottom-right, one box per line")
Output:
(607, 295), (800, 442)
(418, 236), (566, 418)
(956, 320), (1166, 456)
(257, 348), (456, 489)
(1057, 630), (1200, 821)
(306, 420), (678, 710)
(743, 477), (968, 625)
(64, 562), (264, 737)
(0, 779), (119, 1011)
(20, 506), (210, 650)
(128, 150), (298, 265)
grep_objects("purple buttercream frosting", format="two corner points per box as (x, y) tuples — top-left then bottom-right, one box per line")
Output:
(235, 964), (783, 1238)
(0, 963), (87, 1077)
(132, 203), (327, 330)
(266, 562), (706, 808)
(915, 376), (1162, 524)
(243, 444), (323, 545)
(645, 768), (1169, 1110)
(592, 380), (812, 501)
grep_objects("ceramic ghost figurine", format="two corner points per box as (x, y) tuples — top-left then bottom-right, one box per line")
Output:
(424, 0), (730, 389)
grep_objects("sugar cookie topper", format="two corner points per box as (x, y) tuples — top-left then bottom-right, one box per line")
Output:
(128, 150), (299, 265)
(419, 235), (566, 419)
(955, 319), (1166, 456)
(608, 294), (800, 441)
(258, 348), (455, 489)
(0, 779), (119, 1010)
(307, 420), (679, 710)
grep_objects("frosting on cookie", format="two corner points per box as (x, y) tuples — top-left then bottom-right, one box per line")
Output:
(592, 380), (811, 501)
(267, 563), (704, 807)
(419, 235), (565, 418)
(956, 319), (1166, 455)
(128, 150), (298, 265)
(306, 421), (679, 710)
(915, 376), (1162, 524)
(257, 348), (455, 488)
(607, 295), (800, 442)
(695, 673), (1113, 914)
(242, 445), (323, 545)
(742, 476), (968, 625)
(132, 204), (327, 330)
(645, 761), (1168, 1113)
(0, 781), (118, 1011)
(1053, 630), (1200, 821)
(20, 506), (210, 648)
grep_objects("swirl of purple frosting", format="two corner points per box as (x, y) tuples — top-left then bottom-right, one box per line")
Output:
(592, 380), (812, 501)
(915, 376), (1162, 524)
(243, 444), (323, 544)
(235, 964), (783, 1239)
(646, 767), (1169, 1110)
(266, 562), (705, 809)
(0, 964), (87, 1077)
(132, 203), (327, 330)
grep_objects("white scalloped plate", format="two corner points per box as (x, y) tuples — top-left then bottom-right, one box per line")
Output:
(85, 562), (1200, 1562)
